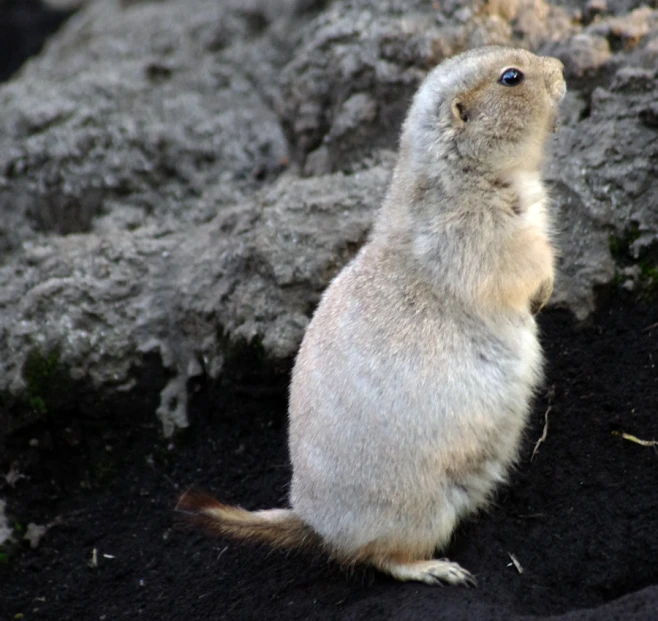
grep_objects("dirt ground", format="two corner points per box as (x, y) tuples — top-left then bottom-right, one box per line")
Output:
(2, 291), (658, 621)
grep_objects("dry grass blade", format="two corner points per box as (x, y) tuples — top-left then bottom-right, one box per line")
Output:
(507, 552), (524, 574)
(611, 431), (658, 447)
(531, 406), (551, 461)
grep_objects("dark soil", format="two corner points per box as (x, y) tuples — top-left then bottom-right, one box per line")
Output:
(2, 291), (658, 621)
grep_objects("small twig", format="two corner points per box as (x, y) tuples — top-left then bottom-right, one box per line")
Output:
(531, 406), (551, 461)
(216, 545), (228, 562)
(642, 322), (658, 333)
(612, 430), (658, 447)
(507, 552), (524, 574)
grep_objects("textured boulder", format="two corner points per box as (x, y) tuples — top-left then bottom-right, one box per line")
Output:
(0, 0), (657, 435)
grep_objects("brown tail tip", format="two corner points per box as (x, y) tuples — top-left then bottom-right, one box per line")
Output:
(175, 489), (224, 516)
(175, 489), (234, 536)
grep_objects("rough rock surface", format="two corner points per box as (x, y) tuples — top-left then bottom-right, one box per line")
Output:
(0, 0), (657, 437)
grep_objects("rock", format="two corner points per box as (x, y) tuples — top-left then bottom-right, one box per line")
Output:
(582, 0), (608, 25)
(275, 3), (460, 173)
(0, 163), (390, 435)
(620, 264), (642, 291)
(550, 33), (612, 80)
(23, 522), (48, 548)
(0, 499), (12, 545)
(0, 2), (290, 254)
(589, 6), (657, 51)
(565, 65), (658, 260)
(0, 0), (657, 435)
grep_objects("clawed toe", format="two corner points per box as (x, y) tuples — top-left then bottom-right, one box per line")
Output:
(428, 560), (477, 587)
(456, 568), (478, 588)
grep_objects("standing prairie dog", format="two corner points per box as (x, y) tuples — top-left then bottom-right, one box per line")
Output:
(178, 46), (565, 586)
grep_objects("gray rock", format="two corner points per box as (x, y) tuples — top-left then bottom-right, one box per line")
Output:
(1, 0), (657, 435)
(0, 162), (390, 435)
(0, 0), (291, 253)
(547, 55), (658, 318)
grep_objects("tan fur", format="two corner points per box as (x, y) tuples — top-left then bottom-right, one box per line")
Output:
(179, 47), (565, 586)
(176, 491), (321, 550)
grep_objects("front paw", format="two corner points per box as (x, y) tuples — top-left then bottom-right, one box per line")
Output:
(530, 278), (553, 315)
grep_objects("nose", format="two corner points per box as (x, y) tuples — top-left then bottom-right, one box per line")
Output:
(542, 57), (566, 102)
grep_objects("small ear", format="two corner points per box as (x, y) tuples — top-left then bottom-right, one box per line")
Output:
(452, 99), (468, 124)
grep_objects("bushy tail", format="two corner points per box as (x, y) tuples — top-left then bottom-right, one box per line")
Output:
(176, 490), (321, 551)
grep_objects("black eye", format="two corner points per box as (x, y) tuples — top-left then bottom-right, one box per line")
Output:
(499, 68), (524, 87)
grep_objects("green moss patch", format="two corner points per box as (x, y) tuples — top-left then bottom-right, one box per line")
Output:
(22, 347), (67, 416)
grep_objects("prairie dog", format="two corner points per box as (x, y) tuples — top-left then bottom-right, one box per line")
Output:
(178, 46), (565, 586)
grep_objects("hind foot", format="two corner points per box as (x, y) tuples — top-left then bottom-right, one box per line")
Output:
(378, 558), (476, 587)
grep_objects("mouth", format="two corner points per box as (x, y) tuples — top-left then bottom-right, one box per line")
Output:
(548, 105), (561, 134)
(548, 81), (565, 133)
(557, 80), (567, 102)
